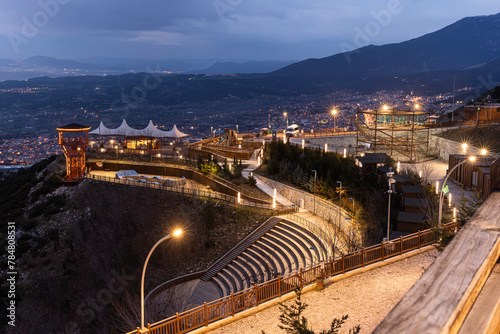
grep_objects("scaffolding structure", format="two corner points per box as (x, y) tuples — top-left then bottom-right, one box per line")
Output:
(355, 108), (431, 163)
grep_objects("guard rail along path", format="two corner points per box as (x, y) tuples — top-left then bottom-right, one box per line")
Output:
(126, 221), (458, 334)
(85, 173), (290, 211)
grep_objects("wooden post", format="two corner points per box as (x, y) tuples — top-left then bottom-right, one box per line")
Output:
(255, 284), (259, 306)
(400, 236), (403, 255)
(362, 248), (365, 267)
(382, 243), (385, 261)
(342, 254), (345, 274)
(176, 312), (181, 332)
(231, 294), (234, 316)
(204, 303), (208, 327)
(299, 268), (303, 289)
(278, 276), (282, 297)
(418, 231), (421, 249)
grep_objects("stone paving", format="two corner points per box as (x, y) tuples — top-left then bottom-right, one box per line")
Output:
(206, 249), (439, 334)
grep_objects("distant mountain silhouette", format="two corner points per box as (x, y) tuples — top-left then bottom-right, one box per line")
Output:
(190, 60), (296, 75)
(273, 13), (500, 82)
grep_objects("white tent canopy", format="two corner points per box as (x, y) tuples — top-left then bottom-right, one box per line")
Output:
(89, 120), (190, 138)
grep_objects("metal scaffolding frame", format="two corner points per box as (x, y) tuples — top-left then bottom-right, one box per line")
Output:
(355, 108), (430, 163)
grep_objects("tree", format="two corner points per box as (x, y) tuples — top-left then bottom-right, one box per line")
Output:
(262, 288), (360, 334)
(456, 188), (484, 226)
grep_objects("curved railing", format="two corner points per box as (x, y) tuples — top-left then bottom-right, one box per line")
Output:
(127, 222), (458, 334)
(85, 173), (293, 212)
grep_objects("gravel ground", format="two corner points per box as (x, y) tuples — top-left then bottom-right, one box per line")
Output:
(207, 249), (438, 334)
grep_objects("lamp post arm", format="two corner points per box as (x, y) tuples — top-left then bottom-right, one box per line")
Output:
(141, 234), (174, 330)
(438, 159), (469, 228)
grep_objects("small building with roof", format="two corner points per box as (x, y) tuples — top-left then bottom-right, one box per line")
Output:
(396, 212), (426, 234)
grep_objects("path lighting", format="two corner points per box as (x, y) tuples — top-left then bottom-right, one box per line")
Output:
(237, 192), (241, 204)
(386, 171), (396, 241)
(312, 170), (317, 214)
(397, 161), (401, 173)
(448, 193), (452, 208)
(438, 152), (486, 228)
(343, 148), (347, 158)
(419, 170), (422, 178)
(302, 139), (305, 149)
(435, 181), (439, 195)
(324, 143), (328, 152)
(141, 229), (182, 330)
(283, 112), (288, 127)
(273, 188), (277, 209)
(331, 109), (338, 132)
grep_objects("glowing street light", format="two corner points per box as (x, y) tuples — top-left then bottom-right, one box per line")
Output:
(283, 112), (288, 127)
(438, 152), (486, 228)
(461, 143), (468, 154)
(141, 229), (182, 330)
(383, 105), (389, 111)
(331, 109), (338, 132)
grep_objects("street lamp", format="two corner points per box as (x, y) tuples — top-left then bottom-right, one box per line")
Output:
(348, 197), (355, 214)
(141, 229), (182, 330)
(337, 181), (342, 227)
(331, 109), (338, 132)
(386, 171), (395, 241)
(438, 153), (486, 228)
(283, 112), (288, 127)
(312, 170), (317, 214)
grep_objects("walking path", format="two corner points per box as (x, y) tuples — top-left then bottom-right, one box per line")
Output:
(205, 249), (439, 334)
(402, 159), (475, 203)
(241, 149), (294, 207)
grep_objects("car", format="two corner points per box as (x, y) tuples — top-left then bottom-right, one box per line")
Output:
(285, 124), (299, 137)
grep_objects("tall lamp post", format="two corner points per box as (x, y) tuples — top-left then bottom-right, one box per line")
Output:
(337, 181), (342, 227)
(141, 229), (182, 330)
(386, 171), (395, 241)
(312, 170), (317, 215)
(331, 109), (338, 132)
(438, 151), (486, 228)
(283, 112), (288, 128)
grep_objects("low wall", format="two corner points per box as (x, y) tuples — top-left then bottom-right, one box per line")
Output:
(257, 175), (361, 245)
(87, 161), (270, 204)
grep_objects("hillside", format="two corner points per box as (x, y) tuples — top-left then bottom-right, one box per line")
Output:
(274, 13), (500, 78)
(0, 157), (271, 333)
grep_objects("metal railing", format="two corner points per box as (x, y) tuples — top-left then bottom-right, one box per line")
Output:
(127, 222), (458, 334)
(85, 173), (290, 211)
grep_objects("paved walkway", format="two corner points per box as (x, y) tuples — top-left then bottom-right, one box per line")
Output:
(242, 149), (294, 207)
(206, 249), (439, 334)
(402, 159), (475, 203)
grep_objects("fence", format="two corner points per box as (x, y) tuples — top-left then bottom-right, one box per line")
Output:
(127, 221), (458, 334)
(85, 173), (291, 211)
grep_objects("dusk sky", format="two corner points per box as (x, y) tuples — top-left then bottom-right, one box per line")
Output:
(1, 0), (499, 61)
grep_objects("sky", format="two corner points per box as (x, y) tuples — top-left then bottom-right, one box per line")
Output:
(0, 0), (499, 61)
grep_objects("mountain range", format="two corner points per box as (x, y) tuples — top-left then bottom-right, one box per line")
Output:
(0, 13), (500, 100)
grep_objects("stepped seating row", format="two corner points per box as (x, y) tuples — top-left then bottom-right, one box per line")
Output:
(207, 219), (330, 296)
(201, 217), (283, 282)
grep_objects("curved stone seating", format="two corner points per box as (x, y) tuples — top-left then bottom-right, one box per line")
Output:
(203, 218), (332, 297)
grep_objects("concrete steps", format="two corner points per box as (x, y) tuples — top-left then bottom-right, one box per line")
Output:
(203, 217), (331, 297)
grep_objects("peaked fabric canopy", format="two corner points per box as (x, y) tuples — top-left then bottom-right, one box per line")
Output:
(89, 120), (190, 138)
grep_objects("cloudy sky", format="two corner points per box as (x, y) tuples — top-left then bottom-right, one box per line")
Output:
(0, 0), (499, 61)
